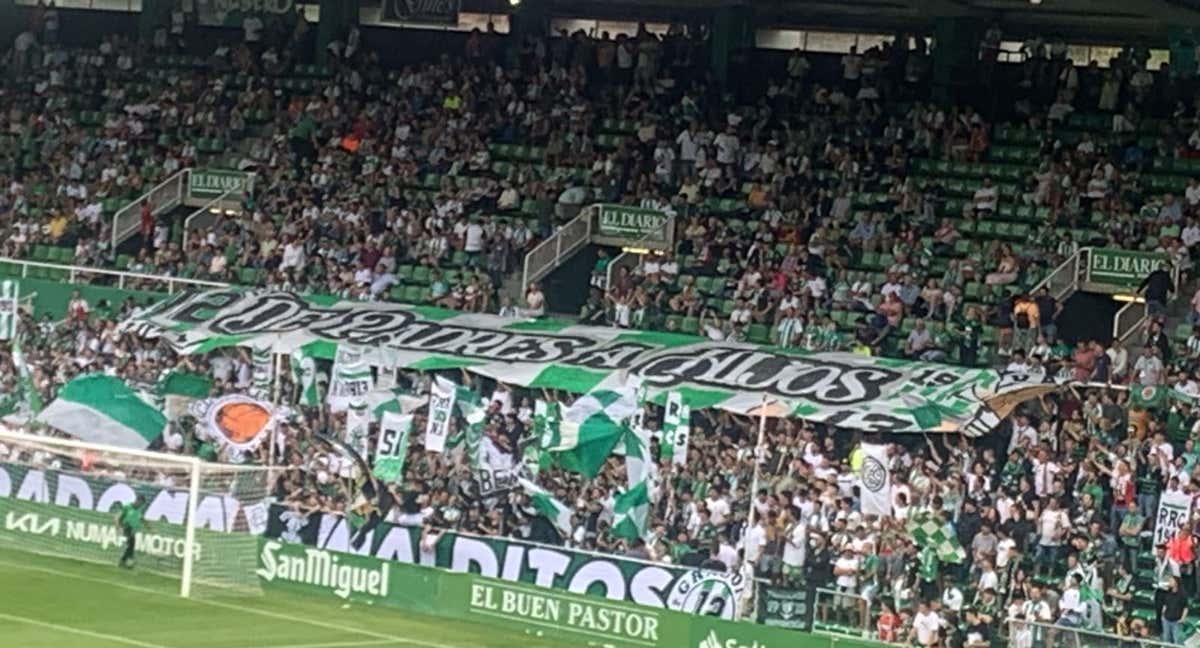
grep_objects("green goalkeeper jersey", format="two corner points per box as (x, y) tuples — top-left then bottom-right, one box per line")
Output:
(118, 503), (144, 532)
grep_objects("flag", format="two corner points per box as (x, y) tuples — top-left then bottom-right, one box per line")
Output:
(547, 383), (639, 479)
(345, 399), (371, 459)
(157, 371), (213, 400)
(250, 345), (273, 400)
(327, 345), (373, 413)
(906, 513), (966, 564)
(0, 280), (18, 341)
(455, 388), (487, 468)
(290, 345), (322, 406)
(534, 399), (562, 449)
(367, 387), (424, 420)
(373, 412), (412, 484)
(860, 443), (892, 516)
(425, 377), (456, 453)
(612, 479), (651, 541)
(661, 391), (690, 466)
(12, 335), (42, 416)
(1130, 386), (1168, 410)
(518, 477), (573, 536)
(37, 374), (166, 449)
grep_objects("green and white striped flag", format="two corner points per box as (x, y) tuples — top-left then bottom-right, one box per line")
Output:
(546, 382), (640, 479)
(11, 335), (42, 416)
(534, 399), (563, 449)
(614, 420), (653, 541)
(36, 375), (166, 449)
(613, 479), (651, 541)
(518, 477), (574, 537)
(373, 412), (412, 484)
(456, 388), (487, 468)
(661, 391), (690, 466)
(250, 345), (273, 400)
(368, 387), (424, 421)
(0, 280), (18, 341)
(906, 513), (966, 564)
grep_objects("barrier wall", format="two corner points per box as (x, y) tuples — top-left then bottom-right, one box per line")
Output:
(255, 537), (888, 648)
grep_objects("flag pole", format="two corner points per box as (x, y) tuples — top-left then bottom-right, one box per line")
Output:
(744, 393), (770, 620)
(268, 351), (283, 468)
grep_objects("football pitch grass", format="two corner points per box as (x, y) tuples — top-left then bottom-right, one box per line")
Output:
(0, 546), (568, 648)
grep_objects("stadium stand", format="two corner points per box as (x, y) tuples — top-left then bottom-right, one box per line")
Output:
(1, 3), (1200, 647)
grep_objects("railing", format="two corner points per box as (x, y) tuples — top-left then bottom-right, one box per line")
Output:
(111, 169), (188, 254)
(181, 187), (239, 251)
(0, 257), (227, 293)
(521, 206), (593, 292)
(1032, 248), (1085, 301)
(810, 587), (873, 640)
(1007, 619), (1181, 648)
(1113, 296), (1149, 342)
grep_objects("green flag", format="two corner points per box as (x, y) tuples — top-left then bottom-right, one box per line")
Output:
(518, 477), (573, 536)
(547, 384), (639, 479)
(12, 335), (42, 415)
(1130, 386), (1169, 410)
(613, 479), (651, 541)
(373, 412), (412, 484)
(290, 345), (321, 406)
(157, 371), (213, 400)
(906, 513), (966, 564)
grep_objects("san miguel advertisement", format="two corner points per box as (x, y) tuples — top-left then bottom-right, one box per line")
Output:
(255, 536), (814, 648)
(264, 504), (746, 619)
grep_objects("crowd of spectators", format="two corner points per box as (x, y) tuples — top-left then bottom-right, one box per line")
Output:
(4, 9), (1200, 648)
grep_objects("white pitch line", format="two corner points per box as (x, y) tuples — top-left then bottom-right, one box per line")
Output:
(253, 639), (403, 648)
(0, 559), (451, 648)
(0, 611), (173, 648)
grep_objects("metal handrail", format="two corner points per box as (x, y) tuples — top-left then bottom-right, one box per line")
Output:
(520, 206), (593, 292)
(0, 256), (228, 293)
(110, 169), (188, 255)
(181, 187), (238, 251)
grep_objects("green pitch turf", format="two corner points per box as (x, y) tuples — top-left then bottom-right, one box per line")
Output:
(0, 546), (568, 648)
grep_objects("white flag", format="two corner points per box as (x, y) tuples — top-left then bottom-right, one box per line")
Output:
(327, 345), (373, 413)
(424, 376), (456, 453)
(661, 391), (690, 466)
(860, 443), (892, 516)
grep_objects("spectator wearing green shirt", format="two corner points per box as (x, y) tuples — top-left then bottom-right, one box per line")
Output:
(1117, 502), (1143, 571)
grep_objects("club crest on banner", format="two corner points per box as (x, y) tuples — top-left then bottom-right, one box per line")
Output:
(189, 394), (283, 452)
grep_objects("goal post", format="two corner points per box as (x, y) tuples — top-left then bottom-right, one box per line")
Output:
(0, 429), (279, 597)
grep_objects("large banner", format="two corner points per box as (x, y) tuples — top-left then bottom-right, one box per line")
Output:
(121, 290), (1057, 435)
(0, 462), (250, 533)
(1154, 490), (1195, 546)
(264, 504), (746, 618)
(859, 443), (892, 517)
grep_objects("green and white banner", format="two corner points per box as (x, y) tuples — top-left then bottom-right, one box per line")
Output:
(425, 377), (456, 453)
(661, 391), (689, 466)
(122, 290), (1057, 435)
(37, 375), (166, 449)
(0, 280), (18, 341)
(328, 345), (372, 413)
(373, 412), (412, 484)
(264, 504), (746, 619)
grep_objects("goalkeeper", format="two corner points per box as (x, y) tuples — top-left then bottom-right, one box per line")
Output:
(114, 496), (148, 568)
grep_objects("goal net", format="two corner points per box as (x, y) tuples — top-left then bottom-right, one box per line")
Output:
(0, 429), (280, 597)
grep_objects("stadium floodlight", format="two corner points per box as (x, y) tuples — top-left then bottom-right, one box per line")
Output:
(509, 0), (521, 6)
(0, 429), (280, 597)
